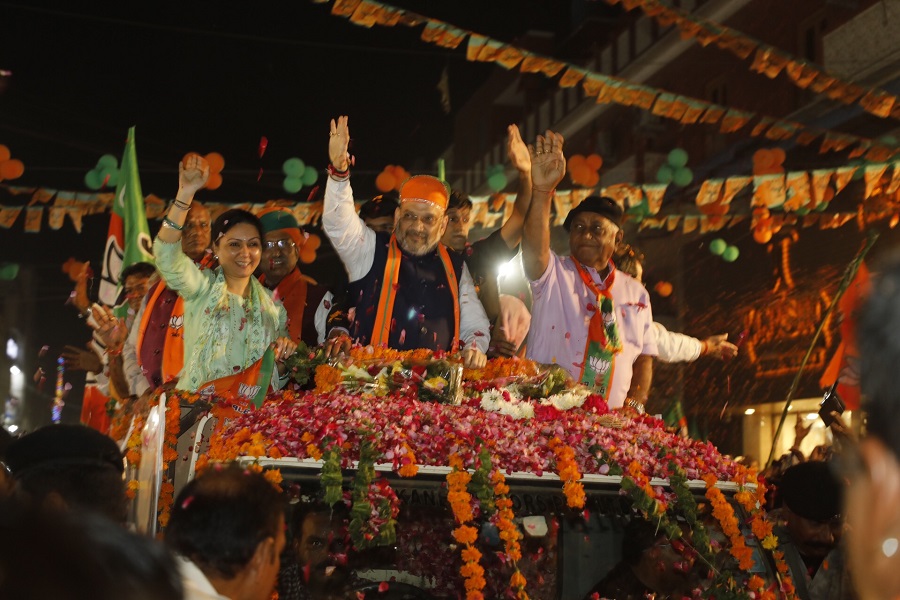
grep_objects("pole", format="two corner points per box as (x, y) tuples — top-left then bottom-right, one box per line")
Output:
(765, 229), (878, 467)
(437, 158), (446, 182)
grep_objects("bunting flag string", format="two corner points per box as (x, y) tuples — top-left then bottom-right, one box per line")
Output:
(322, 0), (896, 161)
(607, 0), (899, 121)
(5, 153), (900, 236)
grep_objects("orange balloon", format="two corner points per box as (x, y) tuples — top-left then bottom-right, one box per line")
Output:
(654, 281), (673, 298)
(299, 248), (317, 264)
(584, 170), (600, 188)
(375, 172), (396, 193)
(770, 148), (786, 165)
(0, 159), (24, 180)
(205, 152), (225, 173)
(0, 145), (10, 163)
(568, 155), (587, 171)
(753, 227), (773, 244)
(585, 154), (603, 170)
(304, 234), (321, 251)
(752, 207), (770, 220)
(205, 172), (223, 190)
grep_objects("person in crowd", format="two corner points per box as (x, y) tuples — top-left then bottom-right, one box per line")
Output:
(773, 461), (851, 599)
(4, 424), (127, 523)
(165, 463), (286, 600)
(257, 208), (330, 347)
(63, 261), (157, 401)
(521, 131), (657, 411)
(583, 517), (698, 599)
(359, 191), (400, 234)
(615, 244), (738, 363)
(122, 201), (214, 399)
(0, 499), (184, 600)
(440, 125), (533, 324)
(845, 253), (900, 600)
(153, 155), (296, 393)
(321, 116), (489, 369)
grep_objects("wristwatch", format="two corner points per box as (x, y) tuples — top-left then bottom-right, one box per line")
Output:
(624, 397), (646, 415)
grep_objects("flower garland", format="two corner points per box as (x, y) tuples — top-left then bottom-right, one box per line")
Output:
(462, 356), (540, 381)
(396, 441), (419, 478)
(491, 468), (528, 599)
(348, 436), (399, 549)
(157, 393), (181, 528)
(447, 453), (486, 600)
(703, 473), (754, 571)
(548, 437), (585, 509)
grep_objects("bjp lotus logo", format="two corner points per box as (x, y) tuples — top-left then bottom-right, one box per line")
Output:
(169, 314), (184, 331)
(238, 383), (261, 399)
(589, 355), (610, 375)
(198, 384), (216, 397)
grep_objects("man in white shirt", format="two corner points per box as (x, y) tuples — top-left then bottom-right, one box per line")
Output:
(165, 464), (286, 600)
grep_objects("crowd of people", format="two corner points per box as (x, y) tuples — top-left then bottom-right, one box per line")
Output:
(3, 117), (899, 599)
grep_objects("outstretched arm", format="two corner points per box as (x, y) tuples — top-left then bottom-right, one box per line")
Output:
(498, 124), (533, 250)
(321, 116), (376, 282)
(521, 130), (565, 281)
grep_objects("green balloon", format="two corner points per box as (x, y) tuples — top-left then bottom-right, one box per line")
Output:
(672, 167), (693, 187)
(656, 164), (674, 184)
(0, 263), (19, 280)
(100, 167), (119, 188)
(97, 154), (118, 169)
(709, 238), (727, 256)
(283, 176), (303, 194)
(487, 164), (504, 177)
(283, 158), (306, 178)
(488, 173), (507, 192)
(301, 168), (318, 186)
(667, 148), (689, 168)
(722, 246), (740, 262)
(84, 169), (103, 190)
(626, 198), (649, 217)
(815, 201), (828, 212)
(795, 207), (810, 216)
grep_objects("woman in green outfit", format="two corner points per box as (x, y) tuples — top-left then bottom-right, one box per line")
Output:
(153, 154), (297, 393)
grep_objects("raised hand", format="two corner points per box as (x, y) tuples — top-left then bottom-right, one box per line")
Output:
(90, 303), (128, 351)
(507, 124), (531, 174)
(178, 154), (210, 197)
(329, 116), (351, 171)
(462, 347), (487, 369)
(62, 344), (103, 373)
(530, 130), (566, 192)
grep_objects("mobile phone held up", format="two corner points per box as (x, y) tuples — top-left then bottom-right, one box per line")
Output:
(818, 381), (846, 426)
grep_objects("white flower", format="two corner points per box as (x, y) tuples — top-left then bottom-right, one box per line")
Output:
(479, 388), (532, 420)
(541, 386), (591, 411)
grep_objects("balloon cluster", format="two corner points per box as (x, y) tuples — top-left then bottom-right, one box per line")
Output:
(752, 148), (785, 176)
(0, 145), (25, 182)
(375, 165), (412, 193)
(569, 154), (602, 188)
(486, 165), (507, 192)
(84, 154), (119, 190)
(282, 158), (318, 193)
(182, 152), (225, 190)
(709, 238), (739, 262)
(657, 149), (693, 187)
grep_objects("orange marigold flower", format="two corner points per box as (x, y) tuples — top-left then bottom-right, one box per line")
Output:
(263, 469), (283, 489)
(510, 571), (527, 588)
(461, 546), (482, 563)
(453, 525), (478, 545)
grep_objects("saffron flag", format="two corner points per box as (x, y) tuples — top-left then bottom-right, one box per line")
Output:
(820, 262), (870, 411)
(99, 127), (154, 311)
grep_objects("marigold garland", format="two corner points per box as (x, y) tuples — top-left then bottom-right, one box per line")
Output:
(447, 453), (486, 599)
(156, 393), (182, 528)
(491, 468), (529, 598)
(703, 474), (754, 571)
(549, 437), (585, 509)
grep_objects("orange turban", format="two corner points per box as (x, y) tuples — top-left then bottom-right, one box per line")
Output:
(399, 175), (450, 211)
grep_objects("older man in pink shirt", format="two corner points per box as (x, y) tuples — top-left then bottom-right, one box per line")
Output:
(521, 132), (657, 412)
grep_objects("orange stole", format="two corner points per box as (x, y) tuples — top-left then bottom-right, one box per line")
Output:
(371, 235), (460, 352)
(268, 269), (317, 344)
(135, 283), (185, 385)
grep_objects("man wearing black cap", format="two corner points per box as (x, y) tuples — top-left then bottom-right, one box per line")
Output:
(776, 461), (851, 600)
(359, 192), (400, 234)
(5, 424), (127, 522)
(521, 132), (657, 411)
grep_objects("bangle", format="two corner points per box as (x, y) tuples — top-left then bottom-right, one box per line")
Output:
(172, 199), (191, 211)
(107, 346), (123, 357)
(624, 397), (646, 415)
(327, 164), (350, 182)
(700, 340), (709, 355)
(162, 217), (183, 231)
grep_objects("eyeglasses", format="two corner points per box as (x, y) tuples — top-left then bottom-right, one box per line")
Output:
(399, 212), (439, 227)
(263, 239), (296, 251)
(571, 222), (616, 238)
